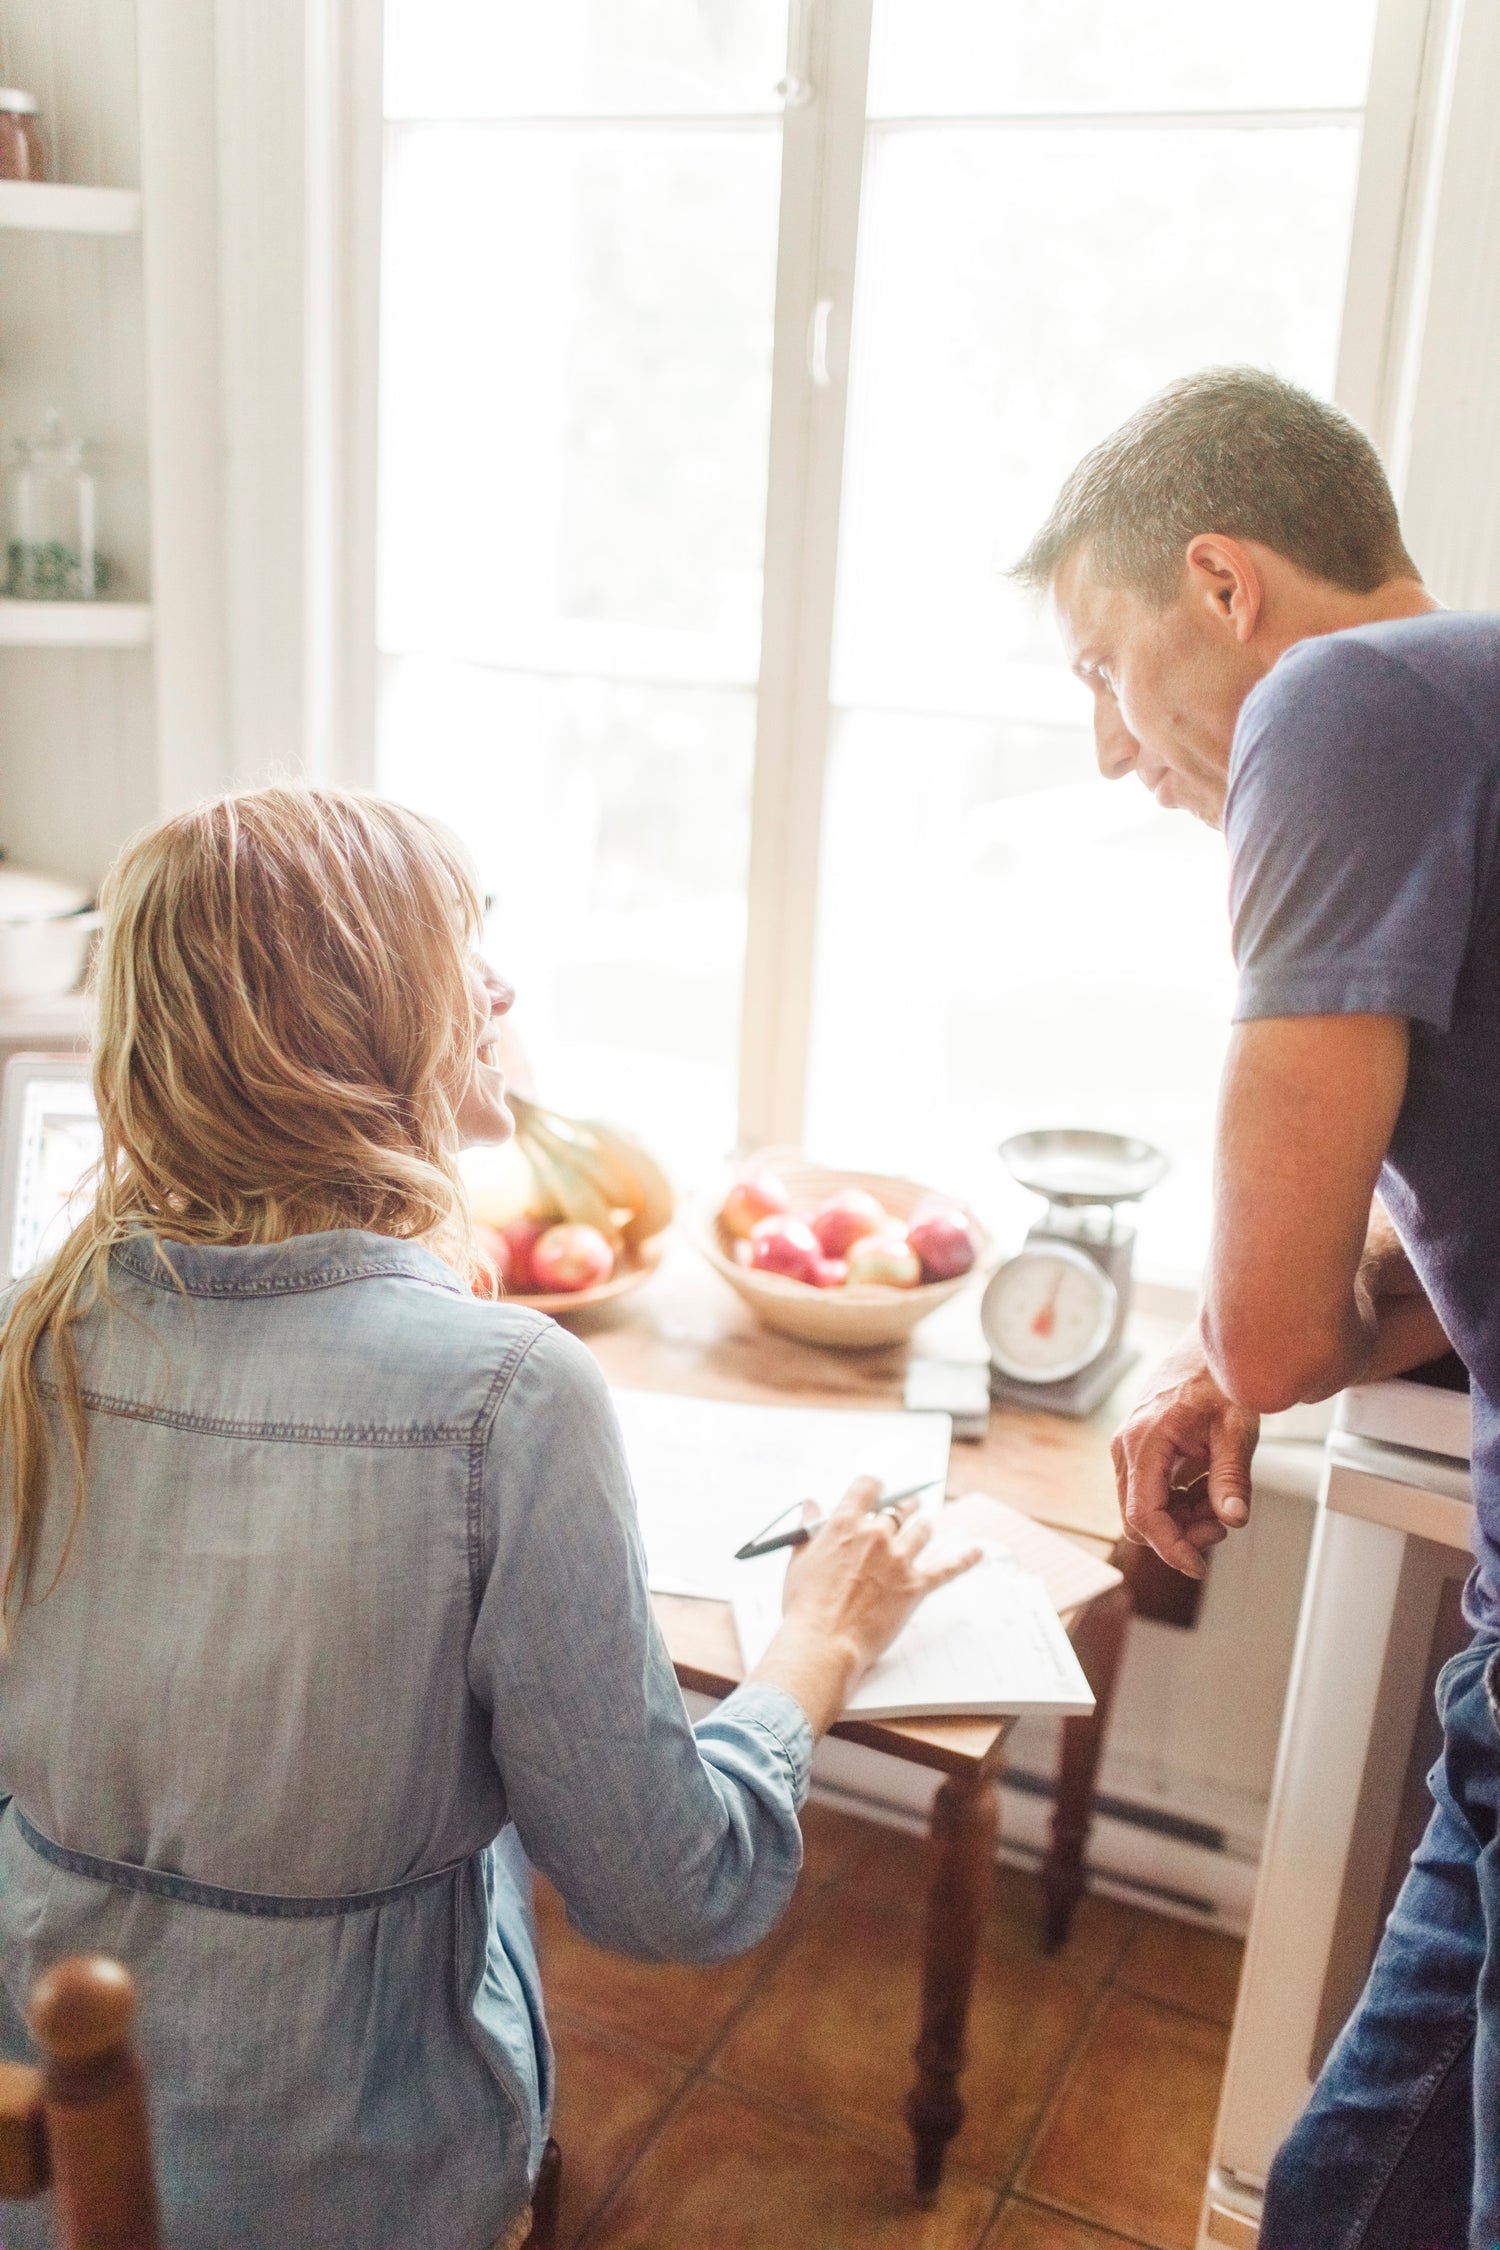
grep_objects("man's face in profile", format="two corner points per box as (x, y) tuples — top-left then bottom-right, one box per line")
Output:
(1050, 547), (1244, 829)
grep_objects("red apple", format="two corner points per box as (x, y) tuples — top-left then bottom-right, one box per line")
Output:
(498, 1214), (551, 1293)
(813, 1257), (848, 1289)
(810, 1187), (888, 1260)
(845, 1230), (922, 1289)
(746, 1213), (823, 1285)
(719, 1169), (793, 1241)
(530, 1222), (615, 1294)
(906, 1205), (977, 1282)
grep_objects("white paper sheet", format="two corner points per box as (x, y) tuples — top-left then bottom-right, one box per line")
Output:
(610, 1387), (952, 1602)
(732, 1541), (1096, 1720)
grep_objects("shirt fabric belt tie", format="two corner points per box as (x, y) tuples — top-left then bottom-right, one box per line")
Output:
(6, 1799), (471, 1918)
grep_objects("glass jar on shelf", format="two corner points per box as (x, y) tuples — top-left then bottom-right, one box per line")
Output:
(5, 413), (109, 600)
(0, 88), (47, 182)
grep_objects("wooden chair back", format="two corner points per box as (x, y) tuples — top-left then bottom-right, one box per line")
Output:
(0, 1956), (162, 2250)
(0, 1956), (560, 2250)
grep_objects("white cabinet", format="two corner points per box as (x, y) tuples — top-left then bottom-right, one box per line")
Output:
(1199, 1420), (1474, 2247)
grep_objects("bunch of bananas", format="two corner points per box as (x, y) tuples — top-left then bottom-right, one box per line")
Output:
(495, 1095), (675, 1256)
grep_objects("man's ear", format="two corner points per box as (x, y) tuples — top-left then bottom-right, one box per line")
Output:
(1182, 534), (1262, 644)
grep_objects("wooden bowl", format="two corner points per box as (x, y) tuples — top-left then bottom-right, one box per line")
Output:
(504, 1230), (667, 1317)
(689, 1152), (990, 1350)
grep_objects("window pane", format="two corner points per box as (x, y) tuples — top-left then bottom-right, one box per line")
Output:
(380, 124), (780, 683)
(815, 88), (1373, 1280)
(831, 122), (1365, 711)
(869, 0), (1380, 117)
(386, 0), (788, 119)
(804, 713), (1237, 1278)
(380, 658), (753, 1171)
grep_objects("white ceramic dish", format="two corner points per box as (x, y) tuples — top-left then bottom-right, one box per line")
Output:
(0, 864), (100, 1002)
(690, 1151), (990, 1350)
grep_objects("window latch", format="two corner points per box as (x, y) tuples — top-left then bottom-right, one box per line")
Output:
(808, 298), (834, 389)
(777, 0), (814, 108)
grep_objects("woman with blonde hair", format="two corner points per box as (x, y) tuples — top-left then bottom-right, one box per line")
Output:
(0, 784), (975, 2250)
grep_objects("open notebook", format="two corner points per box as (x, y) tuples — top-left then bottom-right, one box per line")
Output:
(732, 1492), (1115, 1721)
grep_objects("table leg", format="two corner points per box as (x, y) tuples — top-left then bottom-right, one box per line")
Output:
(1042, 1578), (1133, 1953)
(905, 1768), (1000, 2201)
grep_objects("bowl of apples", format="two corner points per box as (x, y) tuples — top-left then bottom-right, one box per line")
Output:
(692, 1151), (989, 1349)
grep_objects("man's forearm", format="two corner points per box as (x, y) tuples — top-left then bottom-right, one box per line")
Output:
(1203, 1018), (1411, 1414)
(1209, 1198), (1449, 1408)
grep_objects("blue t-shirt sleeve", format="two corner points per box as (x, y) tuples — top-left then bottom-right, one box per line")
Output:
(1227, 636), (1493, 1032)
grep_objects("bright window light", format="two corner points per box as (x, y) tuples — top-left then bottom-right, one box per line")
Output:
(378, 4), (783, 1175)
(377, 0), (1384, 1270)
(806, 0), (1380, 1281)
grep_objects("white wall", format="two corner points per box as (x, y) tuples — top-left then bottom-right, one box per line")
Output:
(209, 0), (379, 794)
(1393, 1), (1500, 607)
(1340, 0), (1500, 608)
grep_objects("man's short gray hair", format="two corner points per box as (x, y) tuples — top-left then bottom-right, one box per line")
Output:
(1013, 367), (1416, 603)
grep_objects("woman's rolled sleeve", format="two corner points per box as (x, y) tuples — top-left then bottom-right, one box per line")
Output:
(468, 1325), (806, 1963)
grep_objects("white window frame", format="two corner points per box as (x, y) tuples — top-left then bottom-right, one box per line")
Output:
(737, 0), (874, 1148)
(739, 0), (1445, 1155)
(302, 0), (1463, 1162)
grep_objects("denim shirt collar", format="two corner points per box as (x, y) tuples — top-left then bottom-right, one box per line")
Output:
(110, 1229), (468, 1301)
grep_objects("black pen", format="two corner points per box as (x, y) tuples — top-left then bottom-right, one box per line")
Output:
(734, 1477), (944, 1563)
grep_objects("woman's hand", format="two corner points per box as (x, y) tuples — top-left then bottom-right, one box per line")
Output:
(748, 1477), (982, 1738)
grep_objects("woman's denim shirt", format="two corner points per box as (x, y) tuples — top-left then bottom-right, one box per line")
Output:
(0, 1231), (812, 2250)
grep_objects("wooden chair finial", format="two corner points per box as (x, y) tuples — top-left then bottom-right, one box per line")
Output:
(27, 1958), (137, 2067)
(20, 1957), (162, 2250)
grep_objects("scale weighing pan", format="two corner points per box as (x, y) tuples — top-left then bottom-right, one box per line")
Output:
(1000, 1128), (1169, 1208)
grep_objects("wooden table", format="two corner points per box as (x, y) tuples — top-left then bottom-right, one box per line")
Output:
(567, 1236), (1177, 2201)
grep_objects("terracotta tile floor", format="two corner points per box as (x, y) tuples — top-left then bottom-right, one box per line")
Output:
(536, 1801), (1243, 2250)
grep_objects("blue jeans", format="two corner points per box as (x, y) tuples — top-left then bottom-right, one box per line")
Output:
(1263, 1634), (1500, 2250)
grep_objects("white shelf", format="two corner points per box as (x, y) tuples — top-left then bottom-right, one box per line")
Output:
(0, 180), (141, 234)
(0, 600), (152, 648)
(0, 992), (93, 1046)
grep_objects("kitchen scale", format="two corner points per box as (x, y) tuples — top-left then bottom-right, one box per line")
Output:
(981, 1129), (1169, 1418)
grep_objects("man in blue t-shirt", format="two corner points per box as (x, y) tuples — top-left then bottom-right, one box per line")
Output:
(1018, 368), (1500, 2249)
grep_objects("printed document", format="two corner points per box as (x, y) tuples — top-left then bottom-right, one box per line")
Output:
(610, 1387), (952, 1603)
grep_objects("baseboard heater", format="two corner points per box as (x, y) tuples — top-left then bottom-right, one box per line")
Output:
(1000, 1762), (1229, 1853)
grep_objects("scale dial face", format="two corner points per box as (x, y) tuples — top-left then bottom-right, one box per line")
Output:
(981, 1242), (1119, 1385)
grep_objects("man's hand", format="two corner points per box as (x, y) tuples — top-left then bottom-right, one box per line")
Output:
(1114, 1016), (1410, 1578)
(1111, 1331), (1258, 1579)
(1115, 1186), (1450, 1582)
